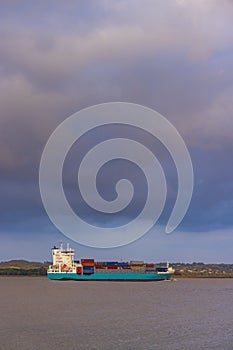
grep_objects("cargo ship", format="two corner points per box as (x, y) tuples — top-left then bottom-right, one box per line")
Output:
(47, 243), (175, 281)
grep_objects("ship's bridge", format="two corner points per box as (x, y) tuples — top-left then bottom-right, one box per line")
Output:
(52, 243), (74, 268)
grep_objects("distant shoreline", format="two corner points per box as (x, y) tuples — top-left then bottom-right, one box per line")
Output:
(0, 275), (232, 279)
(0, 260), (232, 278)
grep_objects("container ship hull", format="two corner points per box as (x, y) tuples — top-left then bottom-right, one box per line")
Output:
(47, 271), (174, 281)
(47, 243), (175, 282)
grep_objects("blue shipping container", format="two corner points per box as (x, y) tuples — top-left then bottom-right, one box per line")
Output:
(83, 266), (94, 274)
(157, 267), (168, 272)
(83, 266), (94, 271)
(106, 262), (118, 266)
(83, 270), (94, 275)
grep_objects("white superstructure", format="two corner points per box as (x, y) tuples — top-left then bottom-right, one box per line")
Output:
(48, 242), (79, 273)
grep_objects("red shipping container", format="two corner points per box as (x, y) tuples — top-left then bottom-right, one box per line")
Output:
(82, 262), (95, 266)
(81, 259), (94, 264)
(107, 266), (118, 269)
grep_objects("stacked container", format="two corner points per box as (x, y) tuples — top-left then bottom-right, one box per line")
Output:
(83, 266), (94, 274)
(145, 263), (156, 272)
(81, 259), (95, 274)
(106, 265), (118, 270)
(95, 262), (105, 269)
(106, 261), (118, 270)
(81, 259), (94, 265)
(130, 261), (145, 271)
(119, 262), (130, 269)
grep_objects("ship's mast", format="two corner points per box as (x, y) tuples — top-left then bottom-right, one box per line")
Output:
(60, 241), (63, 250)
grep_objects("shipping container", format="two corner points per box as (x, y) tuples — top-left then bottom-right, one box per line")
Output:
(107, 266), (118, 269)
(82, 262), (95, 266)
(130, 260), (144, 266)
(106, 262), (118, 266)
(83, 270), (94, 275)
(131, 266), (146, 271)
(118, 262), (129, 266)
(146, 263), (154, 268)
(96, 261), (107, 266)
(96, 266), (106, 269)
(81, 259), (94, 264)
(83, 266), (94, 274)
(83, 265), (94, 270)
(156, 267), (168, 272)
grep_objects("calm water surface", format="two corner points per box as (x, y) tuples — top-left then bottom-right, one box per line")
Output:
(0, 277), (232, 350)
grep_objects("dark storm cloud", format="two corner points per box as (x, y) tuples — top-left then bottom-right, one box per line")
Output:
(0, 0), (233, 259)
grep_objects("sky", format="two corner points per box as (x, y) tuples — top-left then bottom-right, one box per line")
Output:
(0, 0), (233, 263)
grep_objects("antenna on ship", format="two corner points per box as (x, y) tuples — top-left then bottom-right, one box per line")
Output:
(60, 241), (63, 250)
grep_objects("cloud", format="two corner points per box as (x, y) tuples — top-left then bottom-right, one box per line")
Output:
(181, 86), (233, 149)
(1, 0), (233, 86)
(0, 0), (232, 254)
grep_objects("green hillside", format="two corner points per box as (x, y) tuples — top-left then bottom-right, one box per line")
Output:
(0, 260), (51, 276)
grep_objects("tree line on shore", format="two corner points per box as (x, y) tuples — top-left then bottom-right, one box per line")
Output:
(0, 260), (232, 277)
(0, 260), (50, 276)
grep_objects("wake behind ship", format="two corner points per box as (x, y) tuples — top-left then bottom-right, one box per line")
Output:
(47, 243), (175, 281)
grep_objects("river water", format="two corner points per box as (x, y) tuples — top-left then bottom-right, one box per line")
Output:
(0, 277), (232, 350)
